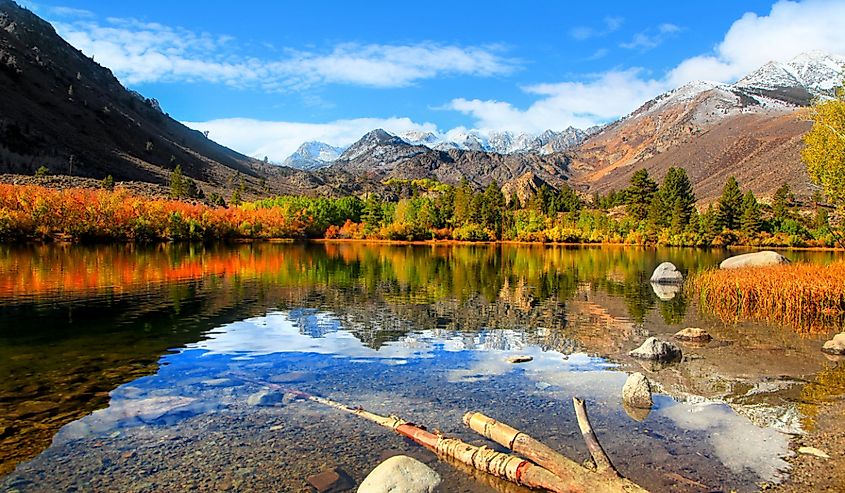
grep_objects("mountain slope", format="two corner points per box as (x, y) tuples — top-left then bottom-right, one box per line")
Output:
(0, 0), (275, 189)
(570, 51), (843, 201)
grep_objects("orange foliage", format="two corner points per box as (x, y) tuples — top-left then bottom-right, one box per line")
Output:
(689, 261), (845, 332)
(0, 184), (310, 242)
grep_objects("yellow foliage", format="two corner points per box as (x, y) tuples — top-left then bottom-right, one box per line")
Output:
(802, 86), (845, 210)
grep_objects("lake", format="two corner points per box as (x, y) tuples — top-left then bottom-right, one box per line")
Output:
(0, 242), (842, 492)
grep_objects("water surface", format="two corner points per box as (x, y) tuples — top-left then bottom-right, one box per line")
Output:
(1, 243), (842, 492)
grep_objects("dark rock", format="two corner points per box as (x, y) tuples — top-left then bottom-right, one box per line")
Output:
(306, 467), (354, 493)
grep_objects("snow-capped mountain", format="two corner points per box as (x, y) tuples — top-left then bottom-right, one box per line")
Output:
(282, 141), (346, 170)
(736, 50), (845, 97)
(399, 127), (590, 155)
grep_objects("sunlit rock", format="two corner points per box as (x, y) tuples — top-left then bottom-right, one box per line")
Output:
(622, 372), (653, 410)
(821, 333), (845, 355)
(674, 328), (712, 343)
(650, 262), (683, 284)
(359, 455), (441, 493)
(719, 251), (790, 269)
(506, 355), (533, 364)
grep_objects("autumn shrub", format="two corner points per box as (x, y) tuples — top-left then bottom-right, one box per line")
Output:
(0, 184), (309, 242)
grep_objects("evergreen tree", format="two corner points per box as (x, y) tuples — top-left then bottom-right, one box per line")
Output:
(772, 183), (793, 224)
(624, 169), (658, 220)
(661, 167), (696, 229)
(481, 181), (505, 233)
(715, 176), (743, 230)
(453, 178), (473, 226)
(169, 165), (186, 198)
(362, 194), (382, 231)
(740, 190), (762, 234)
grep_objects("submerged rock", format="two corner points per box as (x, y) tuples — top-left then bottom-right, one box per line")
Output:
(719, 251), (790, 270)
(629, 337), (682, 362)
(650, 262), (683, 284)
(306, 467), (354, 493)
(822, 333), (845, 355)
(246, 390), (283, 407)
(674, 327), (712, 343)
(622, 372), (653, 409)
(359, 455), (441, 493)
(507, 355), (533, 364)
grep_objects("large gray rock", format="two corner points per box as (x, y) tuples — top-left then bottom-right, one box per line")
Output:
(359, 455), (441, 493)
(629, 337), (682, 362)
(822, 333), (845, 355)
(650, 282), (680, 300)
(650, 262), (683, 284)
(622, 372), (653, 409)
(719, 251), (790, 270)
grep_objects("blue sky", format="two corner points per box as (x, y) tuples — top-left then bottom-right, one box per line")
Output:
(21, 0), (845, 160)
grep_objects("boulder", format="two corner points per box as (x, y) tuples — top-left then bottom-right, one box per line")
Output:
(622, 372), (652, 409)
(358, 455), (441, 493)
(674, 327), (712, 343)
(719, 251), (790, 270)
(650, 262), (683, 284)
(628, 337), (682, 362)
(247, 390), (283, 407)
(821, 333), (845, 355)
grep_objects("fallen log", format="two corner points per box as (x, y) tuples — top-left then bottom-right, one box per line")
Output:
(234, 374), (572, 492)
(464, 408), (649, 493)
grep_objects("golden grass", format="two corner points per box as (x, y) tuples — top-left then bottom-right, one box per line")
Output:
(688, 261), (845, 333)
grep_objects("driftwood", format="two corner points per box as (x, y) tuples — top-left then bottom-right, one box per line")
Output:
(236, 375), (573, 492)
(464, 404), (649, 493)
(572, 397), (616, 474)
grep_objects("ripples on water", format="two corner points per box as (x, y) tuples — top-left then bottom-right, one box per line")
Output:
(0, 243), (842, 492)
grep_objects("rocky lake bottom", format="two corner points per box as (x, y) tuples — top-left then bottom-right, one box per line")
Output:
(1, 243), (843, 492)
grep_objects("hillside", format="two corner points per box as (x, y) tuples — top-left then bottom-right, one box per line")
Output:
(569, 52), (845, 201)
(0, 0), (325, 199)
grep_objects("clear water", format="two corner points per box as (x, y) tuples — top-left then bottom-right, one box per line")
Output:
(1, 243), (842, 492)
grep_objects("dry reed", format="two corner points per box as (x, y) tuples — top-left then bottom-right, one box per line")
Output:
(688, 261), (845, 333)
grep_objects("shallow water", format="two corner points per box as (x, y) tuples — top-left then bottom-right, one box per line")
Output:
(0, 243), (843, 492)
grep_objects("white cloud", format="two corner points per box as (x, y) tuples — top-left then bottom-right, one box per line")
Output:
(569, 16), (624, 41)
(668, 0), (845, 86)
(620, 23), (681, 51)
(450, 0), (845, 133)
(183, 117), (438, 162)
(51, 16), (517, 88)
(448, 69), (667, 133)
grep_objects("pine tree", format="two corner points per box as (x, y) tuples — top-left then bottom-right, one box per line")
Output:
(740, 190), (762, 234)
(624, 169), (658, 220)
(772, 183), (793, 224)
(715, 176), (743, 230)
(362, 194), (382, 231)
(169, 165), (186, 198)
(661, 167), (696, 228)
(453, 178), (472, 226)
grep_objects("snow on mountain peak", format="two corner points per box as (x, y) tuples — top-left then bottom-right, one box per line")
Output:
(282, 141), (345, 170)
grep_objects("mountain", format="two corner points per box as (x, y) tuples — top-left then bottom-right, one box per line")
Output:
(324, 129), (572, 190)
(396, 127), (591, 155)
(735, 51), (845, 105)
(0, 0), (284, 191)
(282, 141), (345, 170)
(569, 51), (844, 201)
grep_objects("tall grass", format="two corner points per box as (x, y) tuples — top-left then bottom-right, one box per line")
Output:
(689, 262), (845, 332)
(0, 184), (309, 242)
